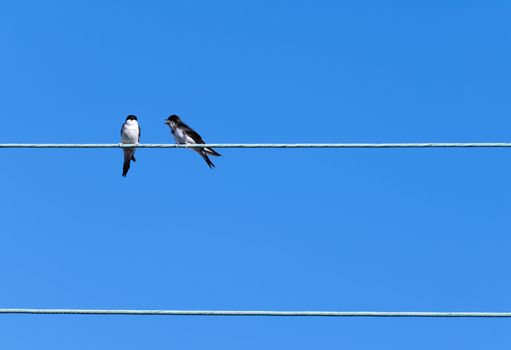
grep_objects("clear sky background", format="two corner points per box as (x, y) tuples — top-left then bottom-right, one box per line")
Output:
(0, 0), (510, 348)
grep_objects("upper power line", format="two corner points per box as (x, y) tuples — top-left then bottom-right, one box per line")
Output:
(0, 143), (510, 149)
(1, 308), (511, 318)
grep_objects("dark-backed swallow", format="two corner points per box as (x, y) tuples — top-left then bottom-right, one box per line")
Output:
(120, 115), (141, 177)
(164, 115), (221, 169)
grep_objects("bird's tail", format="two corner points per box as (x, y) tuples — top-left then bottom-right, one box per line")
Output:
(122, 157), (131, 177)
(122, 149), (135, 177)
(199, 149), (215, 169)
(204, 147), (221, 157)
(122, 159), (131, 177)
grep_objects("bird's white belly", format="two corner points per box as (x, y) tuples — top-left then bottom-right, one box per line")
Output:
(173, 128), (195, 144)
(122, 125), (139, 144)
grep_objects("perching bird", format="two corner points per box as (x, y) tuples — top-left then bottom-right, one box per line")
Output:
(120, 115), (141, 177)
(164, 115), (221, 168)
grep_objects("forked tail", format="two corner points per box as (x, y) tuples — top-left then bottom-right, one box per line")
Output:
(199, 150), (215, 169)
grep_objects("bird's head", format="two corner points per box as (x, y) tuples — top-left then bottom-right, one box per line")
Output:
(126, 115), (138, 122)
(164, 115), (180, 126)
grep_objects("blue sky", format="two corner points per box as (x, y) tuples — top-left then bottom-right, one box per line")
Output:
(1, 0), (511, 348)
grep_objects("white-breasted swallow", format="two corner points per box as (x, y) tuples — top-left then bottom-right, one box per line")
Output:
(164, 115), (221, 169)
(120, 115), (141, 177)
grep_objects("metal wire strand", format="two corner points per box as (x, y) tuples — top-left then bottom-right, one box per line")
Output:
(0, 143), (510, 149)
(1, 309), (511, 317)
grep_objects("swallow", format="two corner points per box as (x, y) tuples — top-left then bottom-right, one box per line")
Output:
(164, 115), (221, 168)
(120, 115), (141, 177)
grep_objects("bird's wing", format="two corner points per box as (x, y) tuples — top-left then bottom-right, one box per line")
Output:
(138, 124), (141, 142)
(180, 121), (206, 144)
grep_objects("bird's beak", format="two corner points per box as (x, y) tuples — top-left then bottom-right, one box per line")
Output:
(164, 120), (168, 124)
